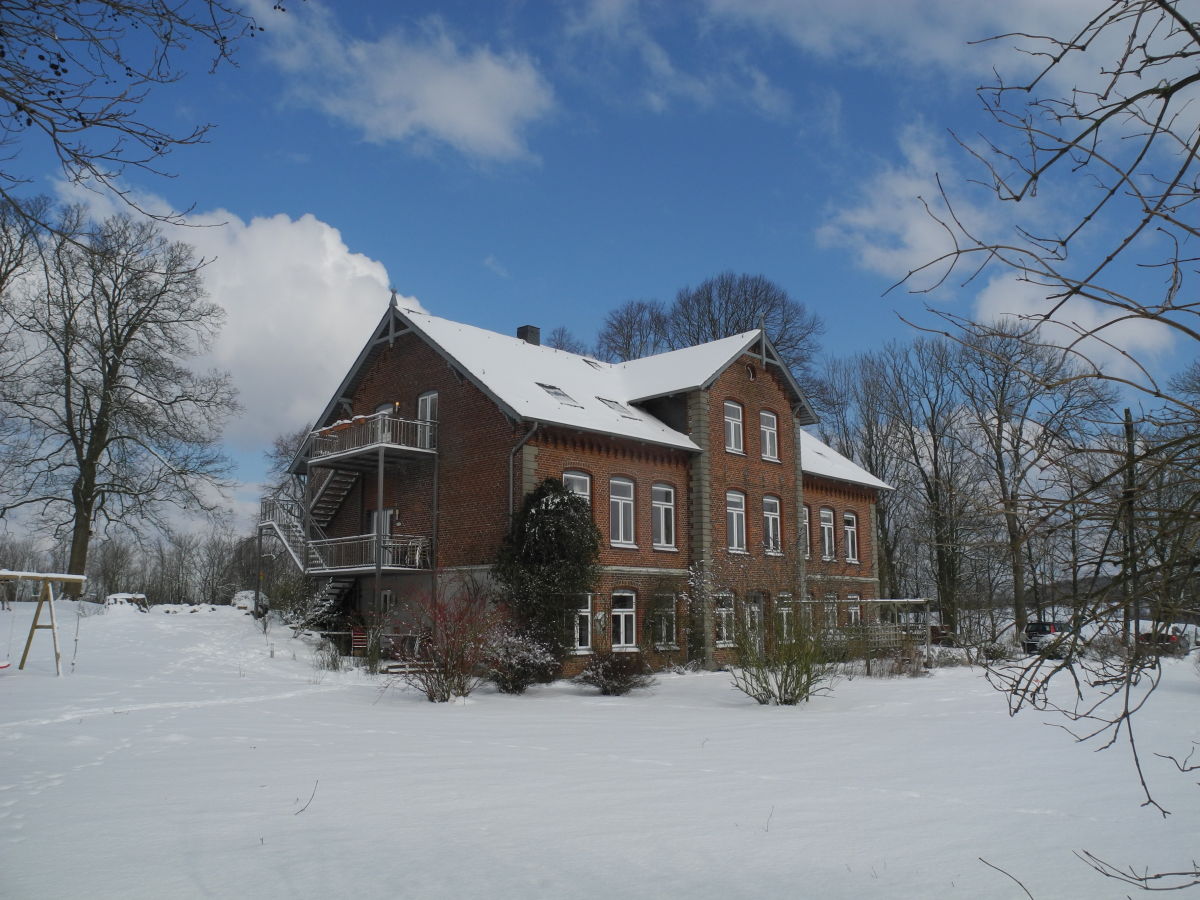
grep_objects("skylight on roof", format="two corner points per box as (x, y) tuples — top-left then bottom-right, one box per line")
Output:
(597, 397), (639, 419)
(536, 383), (582, 407)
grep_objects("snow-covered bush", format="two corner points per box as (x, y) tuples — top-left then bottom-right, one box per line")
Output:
(575, 651), (655, 696)
(313, 638), (343, 672)
(484, 628), (557, 694)
(729, 626), (839, 705)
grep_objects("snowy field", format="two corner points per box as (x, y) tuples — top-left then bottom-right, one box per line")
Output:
(2, 602), (1198, 899)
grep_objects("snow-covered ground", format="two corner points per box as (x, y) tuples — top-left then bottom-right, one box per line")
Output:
(2, 602), (1198, 899)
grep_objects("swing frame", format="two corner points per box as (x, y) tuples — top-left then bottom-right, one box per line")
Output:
(0, 570), (88, 676)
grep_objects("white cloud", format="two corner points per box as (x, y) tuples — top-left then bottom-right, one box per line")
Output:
(256, 3), (554, 162)
(972, 275), (1175, 380)
(177, 209), (420, 451)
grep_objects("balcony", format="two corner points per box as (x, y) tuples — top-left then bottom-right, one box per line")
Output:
(309, 412), (437, 469)
(308, 533), (432, 574)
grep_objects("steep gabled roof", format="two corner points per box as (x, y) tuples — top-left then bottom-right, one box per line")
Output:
(799, 430), (892, 491)
(307, 302), (820, 454)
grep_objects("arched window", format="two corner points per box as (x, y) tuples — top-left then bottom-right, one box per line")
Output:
(820, 507), (835, 560)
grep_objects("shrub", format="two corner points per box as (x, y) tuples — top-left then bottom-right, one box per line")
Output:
(484, 628), (558, 694)
(575, 651), (655, 696)
(730, 626), (840, 705)
(398, 592), (501, 702)
(313, 638), (343, 672)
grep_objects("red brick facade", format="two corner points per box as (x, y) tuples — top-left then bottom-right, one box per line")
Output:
(299, 318), (883, 671)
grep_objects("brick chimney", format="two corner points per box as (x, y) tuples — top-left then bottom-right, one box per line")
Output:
(517, 325), (541, 346)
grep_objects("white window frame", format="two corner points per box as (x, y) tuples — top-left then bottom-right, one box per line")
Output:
(651, 595), (677, 648)
(651, 483), (675, 549)
(563, 471), (591, 505)
(715, 593), (735, 647)
(609, 478), (636, 546)
(726, 491), (747, 552)
(760, 410), (779, 460)
(776, 593), (794, 642)
(611, 592), (637, 649)
(724, 401), (744, 453)
(571, 594), (593, 652)
(417, 390), (438, 449)
(803, 506), (810, 559)
(847, 595), (861, 626)
(745, 591), (766, 651)
(763, 495), (782, 554)
(843, 512), (859, 562)
(820, 507), (836, 560)
(824, 594), (839, 629)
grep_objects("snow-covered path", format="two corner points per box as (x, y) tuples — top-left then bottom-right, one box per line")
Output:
(2, 602), (1198, 898)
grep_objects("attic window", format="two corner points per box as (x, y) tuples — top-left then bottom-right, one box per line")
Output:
(537, 383), (582, 407)
(597, 397), (639, 419)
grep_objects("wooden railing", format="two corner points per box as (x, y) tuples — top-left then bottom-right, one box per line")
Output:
(310, 412), (437, 460)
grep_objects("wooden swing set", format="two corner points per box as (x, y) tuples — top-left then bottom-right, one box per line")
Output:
(1, 570), (88, 676)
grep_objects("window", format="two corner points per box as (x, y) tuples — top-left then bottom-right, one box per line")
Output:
(651, 483), (675, 549)
(847, 595), (861, 626)
(803, 506), (810, 559)
(571, 595), (592, 652)
(824, 594), (839, 629)
(776, 593), (794, 642)
(760, 411), (779, 460)
(723, 401), (744, 452)
(763, 495), (782, 553)
(536, 383), (582, 407)
(417, 391), (438, 449)
(745, 591), (766, 651)
(612, 592), (636, 649)
(563, 471), (591, 505)
(715, 593), (734, 647)
(651, 596), (677, 647)
(597, 397), (638, 419)
(726, 491), (746, 551)
(610, 478), (635, 546)
(380, 590), (393, 613)
(820, 507), (836, 560)
(843, 512), (859, 562)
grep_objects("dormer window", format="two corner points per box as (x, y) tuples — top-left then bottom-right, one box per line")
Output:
(597, 397), (638, 419)
(537, 383), (582, 407)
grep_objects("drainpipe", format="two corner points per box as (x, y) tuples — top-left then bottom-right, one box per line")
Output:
(508, 422), (540, 519)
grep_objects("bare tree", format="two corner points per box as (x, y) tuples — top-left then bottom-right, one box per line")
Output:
(595, 299), (669, 362)
(0, 1), (262, 226)
(545, 325), (588, 355)
(908, 1), (1200, 887)
(0, 208), (238, 591)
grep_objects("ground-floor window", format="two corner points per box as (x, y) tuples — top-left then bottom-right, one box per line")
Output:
(745, 591), (766, 650)
(824, 594), (839, 629)
(715, 593), (735, 647)
(612, 591), (637, 649)
(776, 592), (794, 642)
(570, 594), (592, 652)
(847, 595), (861, 626)
(651, 595), (677, 647)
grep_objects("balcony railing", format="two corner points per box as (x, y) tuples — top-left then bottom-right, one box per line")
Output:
(308, 533), (432, 571)
(310, 412), (436, 460)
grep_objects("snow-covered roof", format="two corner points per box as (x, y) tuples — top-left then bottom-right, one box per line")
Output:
(400, 309), (700, 451)
(799, 430), (892, 491)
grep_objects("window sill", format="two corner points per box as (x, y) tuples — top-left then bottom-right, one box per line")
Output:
(652, 545), (678, 552)
(845, 558), (860, 564)
(725, 448), (746, 456)
(612, 646), (640, 653)
(654, 643), (680, 651)
(821, 556), (835, 562)
(569, 648), (594, 656)
(765, 550), (784, 557)
(715, 641), (735, 649)
(610, 542), (639, 550)
(727, 548), (749, 555)
(762, 456), (781, 463)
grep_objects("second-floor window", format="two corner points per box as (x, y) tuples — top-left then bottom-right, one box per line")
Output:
(651, 483), (675, 549)
(417, 391), (438, 449)
(724, 401), (744, 452)
(760, 411), (778, 460)
(610, 478), (635, 546)
(563, 471), (591, 505)
(726, 491), (746, 551)
(820, 507), (835, 560)
(843, 512), (859, 562)
(763, 495), (782, 553)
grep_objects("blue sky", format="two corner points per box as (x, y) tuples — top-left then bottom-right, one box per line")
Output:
(19, 0), (1183, 524)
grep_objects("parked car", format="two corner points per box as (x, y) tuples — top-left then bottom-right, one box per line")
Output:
(1022, 621), (1071, 656)
(1137, 626), (1192, 656)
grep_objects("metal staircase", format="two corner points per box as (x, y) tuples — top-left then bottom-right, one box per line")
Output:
(309, 469), (358, 529)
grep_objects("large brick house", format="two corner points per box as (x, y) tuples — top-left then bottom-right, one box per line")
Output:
(261, 296), (890, 668)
